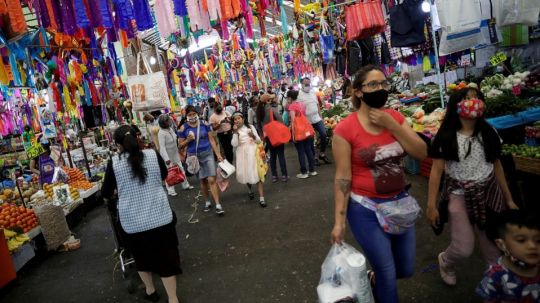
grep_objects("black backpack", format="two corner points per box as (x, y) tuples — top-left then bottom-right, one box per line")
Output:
(389, 0), (429, 48)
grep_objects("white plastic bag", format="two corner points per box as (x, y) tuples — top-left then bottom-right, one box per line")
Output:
(317, 242), (374, 303)
(494, 0), (540, 27)
(435, 0), (483, 34)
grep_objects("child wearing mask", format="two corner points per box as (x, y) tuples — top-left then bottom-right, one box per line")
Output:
(476, 210), (540, 302)
(427, 87), (518, 286)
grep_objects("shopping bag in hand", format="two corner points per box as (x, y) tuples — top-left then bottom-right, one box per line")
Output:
(165, 165), (185, 186)
(317, 242), (374, 303)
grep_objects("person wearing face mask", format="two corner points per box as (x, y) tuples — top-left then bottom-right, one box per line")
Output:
(157, 115), (193, 196)
(231, 112), (267, 207)
(179, 106), (226, 216)
(427, 87), (518, 287)
(210, 101), (234, 164)
(331, 65), (427, 303)
(297, 77), (331, 164)
(476, 210), (540, 302)
(257, 93), (289, 183)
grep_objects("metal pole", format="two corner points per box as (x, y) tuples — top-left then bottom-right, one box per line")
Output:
(429, 6), (445, 108)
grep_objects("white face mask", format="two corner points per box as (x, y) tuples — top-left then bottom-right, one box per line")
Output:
(187, 115), (199, 123)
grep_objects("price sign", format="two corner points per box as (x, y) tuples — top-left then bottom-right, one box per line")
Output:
(490, 52), (507, 66)
(26, 142), (46, 159)
(461, 54), (471, 66)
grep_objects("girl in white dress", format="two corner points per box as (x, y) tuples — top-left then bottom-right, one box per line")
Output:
(231, 112), (267, 207)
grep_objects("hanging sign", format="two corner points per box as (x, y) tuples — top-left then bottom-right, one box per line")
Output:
(26, 141), (46, 159)
(489, 52), (507, 66)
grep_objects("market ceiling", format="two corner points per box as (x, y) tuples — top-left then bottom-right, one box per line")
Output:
(20, 0), (313, 55)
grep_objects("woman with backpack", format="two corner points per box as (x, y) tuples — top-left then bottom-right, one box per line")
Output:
(287, 90), (317, 179)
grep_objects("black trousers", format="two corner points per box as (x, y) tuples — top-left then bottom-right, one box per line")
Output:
(217, 132), (234, 163)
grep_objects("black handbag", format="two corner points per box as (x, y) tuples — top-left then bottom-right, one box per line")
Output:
(432, 175), (449, 236)
(389, 0), (428, 47)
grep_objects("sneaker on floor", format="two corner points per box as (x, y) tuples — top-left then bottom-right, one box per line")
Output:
(272, 176), (279, 183)
(248, 192), (255, 200)
(168, 191), (178, 197)
(309, 171), (318, 176)
(296, 173), (309, 179)
(143, 291), (160, 302)
(203, 201), (212, 212)
(281, 176), (289, 182)
(259, 200), (267, 208)
(215, 205), (225, 216)
(438, 252), (457, 286)
(182, 184), (194, 190)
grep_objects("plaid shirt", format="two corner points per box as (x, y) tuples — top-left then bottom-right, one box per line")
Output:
(112, 150), (172, 234)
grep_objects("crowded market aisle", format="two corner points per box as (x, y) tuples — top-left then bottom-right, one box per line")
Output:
(0, 146), (486, 303)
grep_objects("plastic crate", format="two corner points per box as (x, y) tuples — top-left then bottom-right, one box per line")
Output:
(404, 155), (420, 175)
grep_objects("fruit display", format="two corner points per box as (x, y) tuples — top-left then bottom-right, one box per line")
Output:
(0, 204), (40, 233)
(0, 186), (39, 205)
(69, 180), (94, 190)
(3, 229), (31, 253)
(323, 116), (340, 129)
(42, 183), (82, 201)
(63, 166), (94, 190)
(502, 144), (540, 158)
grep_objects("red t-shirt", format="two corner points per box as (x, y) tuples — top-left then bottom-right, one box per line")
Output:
(334, 109), (407, 198)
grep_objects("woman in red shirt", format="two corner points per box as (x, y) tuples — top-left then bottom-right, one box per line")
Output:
(331, 65), (427, 303)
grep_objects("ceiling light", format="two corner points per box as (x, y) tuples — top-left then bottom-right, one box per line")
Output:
(150, 56), (157, 65)
(421, 0), (431, 13)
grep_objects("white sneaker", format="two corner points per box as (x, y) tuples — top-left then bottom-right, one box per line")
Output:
(168, 191), (178, 196)
(182, 183), (194, 190)
(296, 173), (309, 179)
(309, 171), (318, 176)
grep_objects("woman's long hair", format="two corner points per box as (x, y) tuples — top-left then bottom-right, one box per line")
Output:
(431, 88), (501, 163)
(114, 125), (147, 183)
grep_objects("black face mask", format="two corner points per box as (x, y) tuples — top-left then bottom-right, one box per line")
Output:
(361, 89), (389, 108)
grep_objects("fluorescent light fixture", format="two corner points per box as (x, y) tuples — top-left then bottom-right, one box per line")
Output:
(325, 79), (332, 87)
(150, 56), (157, 65)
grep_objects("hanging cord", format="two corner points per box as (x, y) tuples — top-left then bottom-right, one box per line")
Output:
(187, 190), (202, 224)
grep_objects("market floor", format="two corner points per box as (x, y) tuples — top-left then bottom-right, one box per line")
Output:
(1, 145), (487, 303)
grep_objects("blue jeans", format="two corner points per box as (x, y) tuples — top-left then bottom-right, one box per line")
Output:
(312, 120), (327, 155)
(294, 138), (315, 174)
(347, 197), (416, 303)
(266, 138), (288, 177)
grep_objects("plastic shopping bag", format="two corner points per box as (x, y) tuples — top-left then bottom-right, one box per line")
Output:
(317, 242), (374, 303)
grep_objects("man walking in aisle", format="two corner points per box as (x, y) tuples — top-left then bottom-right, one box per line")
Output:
(297, 77), (331, 164)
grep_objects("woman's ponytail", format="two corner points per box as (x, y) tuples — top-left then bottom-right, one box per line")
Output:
(114, 125), (147, 183)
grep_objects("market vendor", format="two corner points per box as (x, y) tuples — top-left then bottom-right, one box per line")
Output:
(29, 139), (56, 187)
